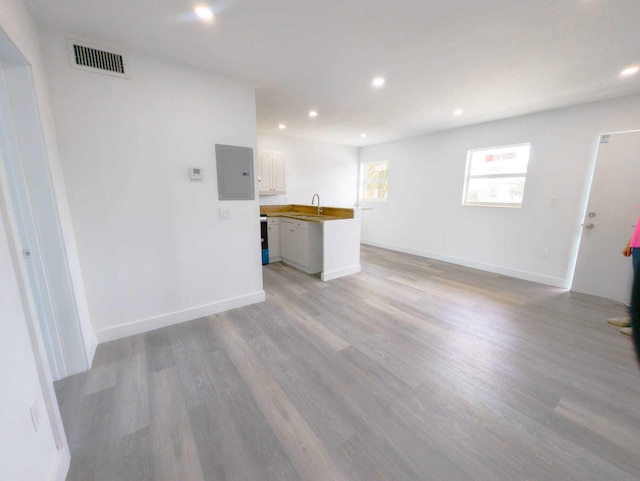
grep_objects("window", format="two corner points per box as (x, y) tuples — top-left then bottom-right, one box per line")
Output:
(462, 143), (531, 207)
(359, 160), (389, 201)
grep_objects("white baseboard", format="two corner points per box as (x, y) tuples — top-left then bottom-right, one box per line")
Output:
(362, 239), (568, 288)
(85, 332), (98, 368)
(321, 264), (362, 281)
(51, 447), (70, 481)
(95, 291), (266, 343)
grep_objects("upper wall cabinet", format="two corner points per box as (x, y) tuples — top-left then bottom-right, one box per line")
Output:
(258, 150), (286, 195)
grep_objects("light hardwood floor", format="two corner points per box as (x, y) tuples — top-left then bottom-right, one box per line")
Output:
(55, 245), (640, 481)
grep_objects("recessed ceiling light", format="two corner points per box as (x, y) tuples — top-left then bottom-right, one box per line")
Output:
(278, 124), (286, 129)
(454, 109), (464, 116)
(194, 6), (214, 20)
(360, 133), (367, 138)
(620, 66), (639, 77)
(371, 77), (385, 88)
(309, 110), (318, 118)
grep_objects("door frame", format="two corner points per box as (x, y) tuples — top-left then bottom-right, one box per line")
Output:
(0, 97), (71, 472)
(569, 129), (640, 295)
(0, 56), (92, 381)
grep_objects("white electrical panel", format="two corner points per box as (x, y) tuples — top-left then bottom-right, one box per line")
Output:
(189, 167), (204, 180)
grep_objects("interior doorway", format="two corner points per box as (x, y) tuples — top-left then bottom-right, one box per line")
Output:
(571, 130), (640, 303)
(0, 39), (88, 379)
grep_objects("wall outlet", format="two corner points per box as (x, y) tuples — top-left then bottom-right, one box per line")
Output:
(30, 398), (41, 432)
(541, 249), (549, 259)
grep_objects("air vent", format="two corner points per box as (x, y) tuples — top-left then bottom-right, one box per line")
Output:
(68, 40), (130, 79)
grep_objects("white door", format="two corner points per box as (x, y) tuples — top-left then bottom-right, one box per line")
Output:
(0, 59), (88, 379)
(572, 131), (640, 303)
(268, 219), (280, 259)
(280, 219), (295, 261)
(0, 66), (63, 378)
(272, 151), (286, 193)
(258, 150), (273, 192)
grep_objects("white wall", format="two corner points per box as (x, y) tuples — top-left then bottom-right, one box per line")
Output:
(257, 133), (359, 207)
(360, 94), (640, 287)
(41, 31), (264, 341)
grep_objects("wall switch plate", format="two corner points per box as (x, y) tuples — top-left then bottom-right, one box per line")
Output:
(219, 207), (232, 219)
(189, 167), (204, 181)
(541, 249), (548, 259)
(549, 196), (558, 206)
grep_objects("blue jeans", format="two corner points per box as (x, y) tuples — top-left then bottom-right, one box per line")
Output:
(628, 248), (640, 315)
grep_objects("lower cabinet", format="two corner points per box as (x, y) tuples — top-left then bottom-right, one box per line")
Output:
(280, 218), (322, 274)
(267, 218), (281, 261)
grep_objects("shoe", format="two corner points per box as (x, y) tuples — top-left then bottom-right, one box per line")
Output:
(607, 317), (631, 327)
(620, 327), (632, 337)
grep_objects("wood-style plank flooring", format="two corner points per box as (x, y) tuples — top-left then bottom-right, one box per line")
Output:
(55, 245), (640, 481)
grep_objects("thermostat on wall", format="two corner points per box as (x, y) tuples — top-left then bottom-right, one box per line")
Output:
(189, 167), (204, 180)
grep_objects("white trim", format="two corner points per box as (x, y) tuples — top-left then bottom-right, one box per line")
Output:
(95, 291), (266, 343)
(321, 264), (362, 281)
(51, 447), (70, 481)
(358, 159), (389, 202)
(461, 142), (531, 208)
(361, 239), (568, 288)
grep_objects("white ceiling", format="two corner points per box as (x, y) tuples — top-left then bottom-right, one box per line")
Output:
(24, 0), (640, 146)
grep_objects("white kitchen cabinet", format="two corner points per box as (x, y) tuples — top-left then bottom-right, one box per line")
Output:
(280, 218), (322, 274)
(267, 217), (281, 261)
(258, 150), (286, 195)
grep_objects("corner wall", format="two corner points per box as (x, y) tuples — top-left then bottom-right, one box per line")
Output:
(41, 31), (264, 341)
(257, 133), (359, 207)
(359, 94), (640, 287)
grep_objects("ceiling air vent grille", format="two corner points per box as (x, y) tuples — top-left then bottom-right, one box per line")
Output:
(68, 41), (130, 79)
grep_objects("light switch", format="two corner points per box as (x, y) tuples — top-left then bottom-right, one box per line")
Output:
(219, 207), (232, 219)
(549, 196), (558, 206)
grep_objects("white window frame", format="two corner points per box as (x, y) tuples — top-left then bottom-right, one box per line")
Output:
(461, 142), (531, 208)
(359, 160), (389, 203)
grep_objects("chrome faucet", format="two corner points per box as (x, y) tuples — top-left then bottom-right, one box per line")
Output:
(311, 193), (321, 216)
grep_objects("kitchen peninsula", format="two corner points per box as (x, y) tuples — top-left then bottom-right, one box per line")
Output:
(261, 204), (361, 281)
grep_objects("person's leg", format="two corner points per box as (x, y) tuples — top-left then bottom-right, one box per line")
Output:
(620, 248), (640, 336)
(631, 257), (640, 364)
(610, 248), (638, 329)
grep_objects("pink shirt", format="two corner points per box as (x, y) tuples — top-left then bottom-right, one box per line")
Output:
(632, 215), (640, 248)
